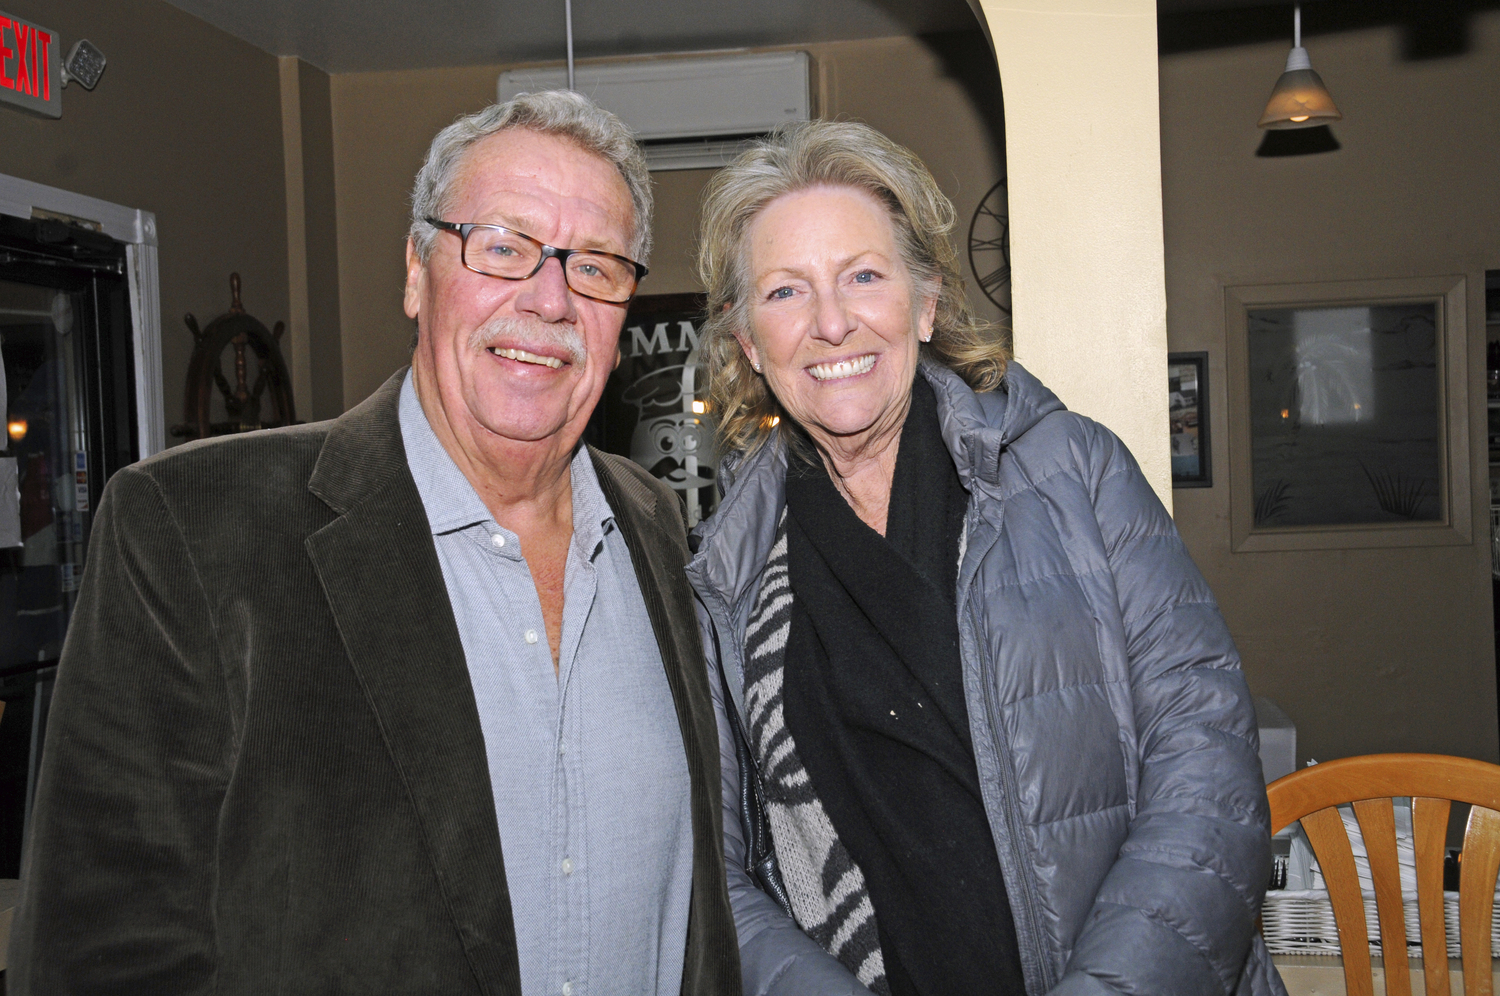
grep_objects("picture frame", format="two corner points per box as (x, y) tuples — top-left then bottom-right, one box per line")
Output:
(1223, 274), (1471, 553)
(1169, 351), (1212, 488)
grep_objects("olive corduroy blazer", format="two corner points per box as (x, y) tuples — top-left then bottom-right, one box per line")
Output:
(8, 368), (740, 996)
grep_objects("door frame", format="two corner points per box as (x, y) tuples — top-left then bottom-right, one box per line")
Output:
(0, 174), (163, 459)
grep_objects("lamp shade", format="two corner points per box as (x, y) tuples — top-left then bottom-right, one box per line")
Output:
(1259, 47), (1342, 129)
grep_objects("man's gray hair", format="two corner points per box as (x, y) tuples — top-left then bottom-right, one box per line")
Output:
(408, 90), (653, 265)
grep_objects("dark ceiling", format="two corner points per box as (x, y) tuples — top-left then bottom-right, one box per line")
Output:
(157, 0), (1500, 73)
(1158, 0), (1500, 58)
(156, 0), (980, 74)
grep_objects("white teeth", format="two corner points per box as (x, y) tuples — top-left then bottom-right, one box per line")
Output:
(489, 347), (564, 369)
(809, 354), (876, 381)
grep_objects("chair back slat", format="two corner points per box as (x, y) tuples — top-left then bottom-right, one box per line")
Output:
(1459, 806), (1500, 996)
(1354, 798), (1413, 996)
(1302, 804), (1376, 996)
(1268, 755), (1500, 996)
(1413, 796), (1454, 996)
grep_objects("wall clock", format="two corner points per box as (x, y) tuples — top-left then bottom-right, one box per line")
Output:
(967, 177), (1011, 316)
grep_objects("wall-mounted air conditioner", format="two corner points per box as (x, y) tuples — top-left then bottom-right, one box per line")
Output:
(498, 51), (811, 171)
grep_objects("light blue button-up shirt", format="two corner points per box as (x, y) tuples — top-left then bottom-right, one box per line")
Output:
(399, 372), (694, 996)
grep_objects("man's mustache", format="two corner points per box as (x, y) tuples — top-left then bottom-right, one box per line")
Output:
(467, 316), (586, 365)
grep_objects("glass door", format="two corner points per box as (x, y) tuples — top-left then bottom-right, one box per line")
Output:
(0, 214), (135, 875)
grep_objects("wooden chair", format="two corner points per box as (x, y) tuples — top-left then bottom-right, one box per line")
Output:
(1267, 753), (1500, 996)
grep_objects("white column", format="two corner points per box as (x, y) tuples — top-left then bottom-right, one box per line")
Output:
(974, 0), (1171, 509)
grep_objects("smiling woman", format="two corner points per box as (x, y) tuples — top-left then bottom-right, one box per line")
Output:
(735, 183), (933, 529)
(687, 120), (1284, 996)
(698, 121), (1005, 468)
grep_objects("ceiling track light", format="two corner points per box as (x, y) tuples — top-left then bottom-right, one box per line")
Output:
(1258, 3), (1342, 129)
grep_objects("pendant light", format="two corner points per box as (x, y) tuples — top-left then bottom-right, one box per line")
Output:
(1258, 3), (1342, 129)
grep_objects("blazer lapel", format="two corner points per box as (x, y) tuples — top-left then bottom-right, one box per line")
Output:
(304, 370), (522, 996)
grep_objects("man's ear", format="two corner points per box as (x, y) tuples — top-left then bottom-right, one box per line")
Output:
(403, 238), (425, 321)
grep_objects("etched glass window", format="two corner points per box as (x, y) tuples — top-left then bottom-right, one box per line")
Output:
(1247, 302), (1441, 528)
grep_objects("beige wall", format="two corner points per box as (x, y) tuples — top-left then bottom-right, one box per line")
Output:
(978, 0), (1172, 507)
(0, 0), (289, 445)
(1160, 15), (1500, 764)
(328, 32), (1008, 408)
(280, 58), (345, 423)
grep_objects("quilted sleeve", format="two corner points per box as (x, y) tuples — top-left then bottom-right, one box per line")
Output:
(1051, 422), (1277, 996)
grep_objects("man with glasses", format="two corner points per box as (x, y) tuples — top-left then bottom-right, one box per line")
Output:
(10, 92), (740, 996)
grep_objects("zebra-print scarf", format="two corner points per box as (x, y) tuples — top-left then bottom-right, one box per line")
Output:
(741, 510), (889, 995)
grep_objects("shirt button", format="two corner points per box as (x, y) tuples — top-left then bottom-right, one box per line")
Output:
(562, 983), (573, 996)
(490, 533), (506, 549)
(524, 629), (538, 644)
(561, 857), (574, 875)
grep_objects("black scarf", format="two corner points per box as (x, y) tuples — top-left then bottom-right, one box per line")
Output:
(782, 376), (1026, 996)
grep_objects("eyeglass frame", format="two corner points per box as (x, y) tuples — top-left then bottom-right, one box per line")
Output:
(425, 218), (648, 304)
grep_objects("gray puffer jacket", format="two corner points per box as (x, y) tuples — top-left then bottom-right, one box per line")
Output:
(686, 361), (1286, 996)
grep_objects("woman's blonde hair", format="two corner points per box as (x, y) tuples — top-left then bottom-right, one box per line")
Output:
(697, 119), (1010, 456)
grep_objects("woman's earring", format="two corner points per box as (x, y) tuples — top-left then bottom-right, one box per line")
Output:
(920, 329), (932, 343)
(753, 361), (762, 373)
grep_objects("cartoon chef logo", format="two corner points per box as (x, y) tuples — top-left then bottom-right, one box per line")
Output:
(620, 357), (719, 524)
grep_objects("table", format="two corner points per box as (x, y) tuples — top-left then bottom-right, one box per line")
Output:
(1274, 954), (1500, 994)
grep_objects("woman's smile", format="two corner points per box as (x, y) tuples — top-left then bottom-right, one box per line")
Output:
(807, 354), (878, 382)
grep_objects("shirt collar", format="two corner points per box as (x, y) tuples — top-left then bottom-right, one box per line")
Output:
(399, 370), (616, 544)
(566, 435), (616, 556)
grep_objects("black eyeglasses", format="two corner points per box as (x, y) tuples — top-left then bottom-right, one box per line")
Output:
(427, 218), (647, 304)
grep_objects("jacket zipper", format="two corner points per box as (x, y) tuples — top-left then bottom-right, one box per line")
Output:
(959, 514), (1053, 995)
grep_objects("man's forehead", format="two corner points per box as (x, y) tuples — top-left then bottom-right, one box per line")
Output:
(450, 129), (632, 241)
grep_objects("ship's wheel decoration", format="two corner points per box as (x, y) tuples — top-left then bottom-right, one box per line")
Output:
(967, 177), (1011, 316)
(172, 273), (298, 440)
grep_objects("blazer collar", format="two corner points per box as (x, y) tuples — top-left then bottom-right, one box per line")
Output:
(308, 367), (410, 516)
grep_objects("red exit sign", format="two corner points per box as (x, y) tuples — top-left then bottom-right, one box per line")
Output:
(0, 11), (60, 119)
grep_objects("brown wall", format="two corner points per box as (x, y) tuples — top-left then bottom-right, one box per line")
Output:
(1160, 14), (1500, 764)
(0, 0), (289, 445)
(328, 32), (1008, 408)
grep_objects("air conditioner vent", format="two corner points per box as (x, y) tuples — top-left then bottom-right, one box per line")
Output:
(499, 52), (811, 172)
